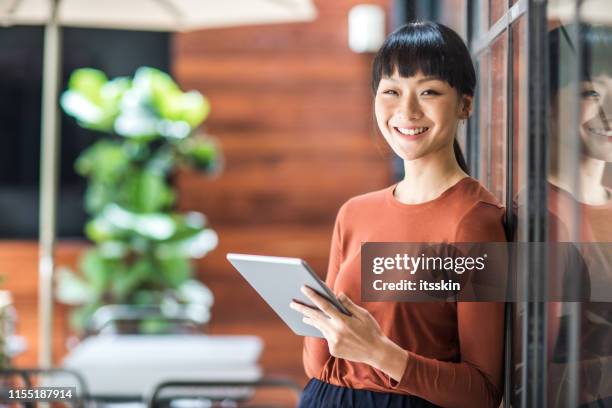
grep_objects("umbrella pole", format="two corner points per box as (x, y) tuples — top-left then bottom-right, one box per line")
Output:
(38, 0), (62, 368)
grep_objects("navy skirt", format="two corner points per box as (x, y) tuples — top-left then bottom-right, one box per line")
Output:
(298, 378), (440, 408)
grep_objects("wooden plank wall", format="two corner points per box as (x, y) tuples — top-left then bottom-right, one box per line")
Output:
(0, 242), (82, 367)
(1, 0), (392, 389)
(173, 0), (392, 384)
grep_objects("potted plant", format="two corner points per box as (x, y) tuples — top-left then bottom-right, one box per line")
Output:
(57, 67), (220, 334)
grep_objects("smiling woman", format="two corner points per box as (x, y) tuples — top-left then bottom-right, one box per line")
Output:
(292, 21), (506, 408)
(374, 73), (471, 166)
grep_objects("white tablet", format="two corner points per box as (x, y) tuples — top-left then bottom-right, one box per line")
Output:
(226, 253), (351, 338)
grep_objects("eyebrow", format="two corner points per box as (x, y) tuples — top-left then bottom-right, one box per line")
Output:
(381, 75), (445, 84)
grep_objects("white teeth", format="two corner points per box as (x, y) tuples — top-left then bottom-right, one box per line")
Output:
(396, 127), (428, 136)
(588, 128), (612, 137)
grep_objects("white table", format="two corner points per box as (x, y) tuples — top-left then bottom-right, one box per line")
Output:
(59, 334), (263, 401)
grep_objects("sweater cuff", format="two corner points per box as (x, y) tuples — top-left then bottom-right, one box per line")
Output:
(387, 350), (414, 392)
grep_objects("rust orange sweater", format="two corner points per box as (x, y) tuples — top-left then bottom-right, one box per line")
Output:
(302, 177), (506, 408)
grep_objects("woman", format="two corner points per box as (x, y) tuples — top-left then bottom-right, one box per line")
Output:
(289, 21), (506, 408)
(542, 23), (612, 407)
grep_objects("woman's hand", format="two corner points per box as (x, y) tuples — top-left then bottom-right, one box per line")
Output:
(290, 286), (407, 378)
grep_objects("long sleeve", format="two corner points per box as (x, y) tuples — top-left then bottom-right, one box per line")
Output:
(302, 204), (345, 378)
(388, 202), (506, 408)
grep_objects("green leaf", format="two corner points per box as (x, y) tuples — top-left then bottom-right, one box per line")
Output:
(156, 228), (218, 259)
(83, 182), (113, 215)
(137, 67), (180, 106)
(68, 68), (108, 106)
(133, 213), (177, 240)
(55, 267), (96, 305)
(94, 204), (178, 241)
(79, 249), (113, 295)
(112, 259), (150, 301)
(85, 216), (122, 243)
(123, 170), (174, 213)
(132, 66), (210, 132)
(177, 137), (218, 171)
(61, 69), (131, 132)
(102, 77), (131, 109)
(113, 107), (160, 141)
(76, 141), (129, 181)
(176, 279), (214, 306)
(69, 301), (103, 333)
(131, 289), (163, 305)
(98, 241), (129, 259)
(158, 92), (210, 129)
(158, 256), (192, 288)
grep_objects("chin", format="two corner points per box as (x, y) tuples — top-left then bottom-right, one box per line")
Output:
(584, 147), (612, 162)
(581, 131), (612, 162)
(392, 147), (424, 162)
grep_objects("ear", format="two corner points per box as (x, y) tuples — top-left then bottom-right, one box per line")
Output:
(459, 95), (473, 119)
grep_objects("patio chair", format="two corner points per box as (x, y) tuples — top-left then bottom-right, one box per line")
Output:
(147, 377), (302, 408)
(85, 304), (210, 336)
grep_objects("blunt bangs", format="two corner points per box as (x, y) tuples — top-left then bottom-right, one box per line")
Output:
(371, 21), (476, 97)
(549, 23), (612, 96)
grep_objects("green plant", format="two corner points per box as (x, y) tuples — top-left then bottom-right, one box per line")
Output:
(57, 67), (220, 333)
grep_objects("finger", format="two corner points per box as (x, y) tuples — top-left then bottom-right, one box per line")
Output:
(301, 286), (344, 320)
(302, 316), (331, 338)
(289, 301), (325, 320)
(337, 292), (363, 316)
(290, 301), (333, 332)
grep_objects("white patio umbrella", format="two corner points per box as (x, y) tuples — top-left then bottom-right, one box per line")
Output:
(0, 0), (317, 368)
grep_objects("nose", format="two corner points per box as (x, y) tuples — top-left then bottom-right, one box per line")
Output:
(396, 92), (423, 120)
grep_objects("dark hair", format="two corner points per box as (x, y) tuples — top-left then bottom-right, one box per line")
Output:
(371, 21), (475, 174)
(549, 23), (612, 97)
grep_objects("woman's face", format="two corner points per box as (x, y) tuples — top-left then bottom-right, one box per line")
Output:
(374, 69), (470, 162)
(552, 75), (612, 162)
(579, 75), (612, 161)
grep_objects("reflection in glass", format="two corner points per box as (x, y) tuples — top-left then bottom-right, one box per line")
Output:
(510, 15), (528, 408)
(546, 22), (612, 407)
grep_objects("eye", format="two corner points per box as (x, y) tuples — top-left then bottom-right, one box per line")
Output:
(421, 89), (440, 96)
(582, 89), (600, 98)
(382, 89), (399, 96)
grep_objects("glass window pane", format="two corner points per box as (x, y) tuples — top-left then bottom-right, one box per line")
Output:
(490, 31), (508, 204)
(546, 2), (612, 406)
(476, 50), (490, 185)
(512, 17), (528, 241)
(438, 0), (468, 40)
(490, 0), (507, 26)
(471, 0), (490, 43)
(510, 15), (527, 408)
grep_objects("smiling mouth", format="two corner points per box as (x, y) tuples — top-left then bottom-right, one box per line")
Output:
(588, 127), (612, 137)
(394, 127), (430, 136)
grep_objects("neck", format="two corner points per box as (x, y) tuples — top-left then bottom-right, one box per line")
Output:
(549, 155), (609, 205)
(396, 145), (468, 204)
